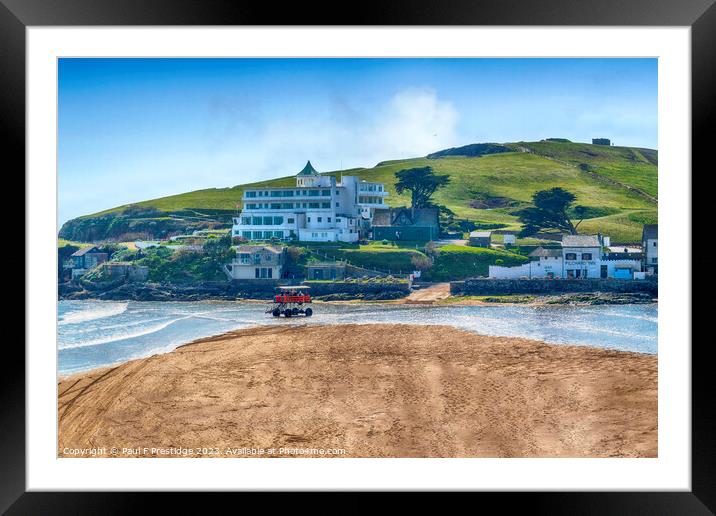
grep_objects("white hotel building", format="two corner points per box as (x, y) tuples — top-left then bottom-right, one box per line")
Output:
(232, 161), (388, 243)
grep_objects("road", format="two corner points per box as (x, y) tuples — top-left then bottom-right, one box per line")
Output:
(403, 282), (451, 304)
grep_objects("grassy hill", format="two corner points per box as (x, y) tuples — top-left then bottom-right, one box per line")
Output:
(59, 140), (657, 243)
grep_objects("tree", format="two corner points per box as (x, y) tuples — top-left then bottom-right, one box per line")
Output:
(394, 166), (450, 208)
(517, 187), (586, 237)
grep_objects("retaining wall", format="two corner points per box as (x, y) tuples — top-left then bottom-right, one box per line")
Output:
(451, 278), (658, 296)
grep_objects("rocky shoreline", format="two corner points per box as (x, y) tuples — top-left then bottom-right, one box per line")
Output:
(58, 280), (409, 302)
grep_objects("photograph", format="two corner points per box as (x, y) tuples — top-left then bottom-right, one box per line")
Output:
(55, 57), (660, 459)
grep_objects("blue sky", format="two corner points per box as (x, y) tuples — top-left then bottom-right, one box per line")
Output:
(58, 58), (657, 225)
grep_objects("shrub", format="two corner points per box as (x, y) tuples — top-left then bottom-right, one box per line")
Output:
(426, 245), (528, 281)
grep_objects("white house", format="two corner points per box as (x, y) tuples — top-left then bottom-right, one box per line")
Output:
(561, 234), (603, 279)
(489, 234), (643, 280)
(224, 244), (285, 280)
(232, 161), (388, 243)
(489, 247), (562, 279)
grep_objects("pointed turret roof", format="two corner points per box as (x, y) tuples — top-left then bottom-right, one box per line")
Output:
(297, 160), (319, 176)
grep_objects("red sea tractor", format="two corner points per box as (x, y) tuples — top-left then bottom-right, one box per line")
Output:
(266, 286), (313, 318)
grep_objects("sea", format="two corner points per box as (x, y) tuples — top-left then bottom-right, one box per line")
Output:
(58, 300), (658, 376)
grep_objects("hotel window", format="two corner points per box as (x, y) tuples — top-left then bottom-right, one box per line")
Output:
(327, 217), (331, 223)
(565, 253), (577, 260)
(309, 203), (320, 209)
(274, 231), (283, 238)
(322, 202), (331, 209)
(245, 204), (256, 210)
(271, 203), (281, 210)
(252, 217), (262, 225)
(309, 190), (320, 196)
(321, 190), (331, 196)
(258, 191), (264, 197)
(307, 217), (311, 222)
(582, 253), (592, 260)
(287, 218), (295, 224)
(239, 253), (251, 264)
(255, 268), (260, 278)
(336, 202), (340, 208)
(263, 216), (273, 225)
(241, 217), (251, 225)
(317, 217), (322, 222)
(253, 254), (261, 264)
(653, 242), (657, 247)
(273, 216), (284, 225)
(245, 191), (257, 198)
(263, 231), (273, 239)
(282, 203), (293, 209)
(242, 231), (251, 239)
(252, 231), (262, 239)
(302, 190), (308, 196)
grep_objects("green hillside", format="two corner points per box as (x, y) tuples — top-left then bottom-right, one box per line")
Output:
(59, 140), (657, 243)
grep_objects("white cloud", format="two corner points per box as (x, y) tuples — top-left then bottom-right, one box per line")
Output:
(60, 89), (461, 223)
(370, 88), (460, 159)
(211, 88), (460, 181)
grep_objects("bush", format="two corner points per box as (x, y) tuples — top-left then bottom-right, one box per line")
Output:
(134, 236), (234, 284)
(425, 245), (528, 281)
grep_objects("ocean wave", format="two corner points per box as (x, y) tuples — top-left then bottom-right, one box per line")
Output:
(59, 302), (128, 325)
(59, 315), (193, 350)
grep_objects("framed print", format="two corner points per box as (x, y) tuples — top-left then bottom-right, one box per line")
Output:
(4, 0), (714, 510)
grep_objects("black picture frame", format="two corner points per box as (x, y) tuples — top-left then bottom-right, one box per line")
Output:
(3, 0), (712, 510)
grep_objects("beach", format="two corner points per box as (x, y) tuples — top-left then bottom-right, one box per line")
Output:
(58, 323), (657, 458)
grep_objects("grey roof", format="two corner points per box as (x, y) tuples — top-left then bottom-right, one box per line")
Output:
(529, 247), (562, 258)
(71, 246), (99, 257)
(470, 231), (492, 238)
(297, 160), (319, 176)
(372, 207), (439, 227)
(642, 224), (658, 240)
(561, 234), (601, 247)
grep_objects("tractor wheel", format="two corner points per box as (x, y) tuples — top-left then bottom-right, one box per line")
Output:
(305, 308), (313, 317)
(284, 310), (292, 318)
(272, 309), (280, 317)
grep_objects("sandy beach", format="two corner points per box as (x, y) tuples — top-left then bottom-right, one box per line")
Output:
(58, 324), (657, 458)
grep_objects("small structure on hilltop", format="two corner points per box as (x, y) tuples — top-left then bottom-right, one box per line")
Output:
(225, 244), (285, 281)
(469, 231), (492, 248)
(592, 138), (611, 146)
(371, 207), (440, 241)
